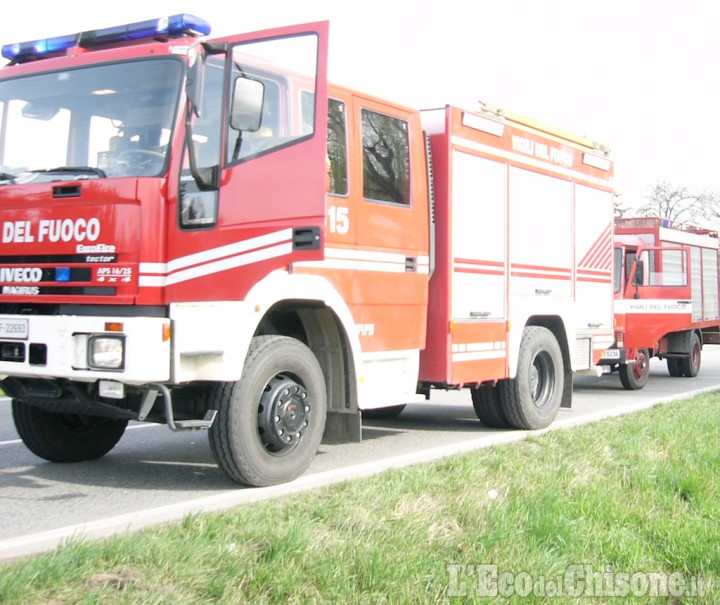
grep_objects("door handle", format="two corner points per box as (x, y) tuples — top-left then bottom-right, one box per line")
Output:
(293, 227), (321, 250)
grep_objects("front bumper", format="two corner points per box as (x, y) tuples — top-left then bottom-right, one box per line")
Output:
(0, 314), (170, 384)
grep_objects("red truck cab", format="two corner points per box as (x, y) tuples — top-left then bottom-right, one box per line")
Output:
(599, 218), (719, 389)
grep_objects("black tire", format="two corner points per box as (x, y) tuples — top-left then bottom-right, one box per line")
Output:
(362, 405), (406, 420)
(471, 383), (511, 428)
(209, 335), (327, 487)
(12, 402), (127, 462)
(680, 333), (701, 377)
(667, 357), (683, 377)
(619, 348), (650, 390)
(499, 326), (564, 430)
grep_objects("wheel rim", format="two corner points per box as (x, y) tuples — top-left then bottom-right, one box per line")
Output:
(530, 351), (555, 409)
(691, 342), (701, 372)
(634, 350), (649, 379)
(257, 373), (311, 453)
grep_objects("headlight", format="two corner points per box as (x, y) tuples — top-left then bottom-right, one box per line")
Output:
(88, 336), (125, 369)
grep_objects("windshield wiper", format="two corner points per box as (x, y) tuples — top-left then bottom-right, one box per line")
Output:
(30, 166), (107, 179)
(0, 172), (16, 184)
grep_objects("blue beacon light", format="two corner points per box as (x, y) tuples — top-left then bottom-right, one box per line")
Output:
(1, 14), (211, 62)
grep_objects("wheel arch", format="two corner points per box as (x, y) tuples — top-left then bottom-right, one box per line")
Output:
(245, 272), (363, 442)
(519, 315), (572, 409)
(257, 300), (359, 412)
(665, 328), (703, 356)
(523, 315), (569, 368)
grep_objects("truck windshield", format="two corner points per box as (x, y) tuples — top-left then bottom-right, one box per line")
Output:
(0, 58), (183, 183)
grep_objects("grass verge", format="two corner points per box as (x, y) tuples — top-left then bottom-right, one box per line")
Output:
(2, 393), (719, 603)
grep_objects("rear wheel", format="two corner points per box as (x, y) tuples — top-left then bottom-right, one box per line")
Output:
(619, 348), (650, 390)
(12, 402), (127, 462)
(680, 333), (701, 377)
(471, 383), (511, 428)
(667, 357), (683, 377)
(209, 335), (327, 486)
(499, 326), (564, 429)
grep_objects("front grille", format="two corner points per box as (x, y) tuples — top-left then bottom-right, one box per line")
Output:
(0, 253), (128, 300)
(0, 254), (112, 264)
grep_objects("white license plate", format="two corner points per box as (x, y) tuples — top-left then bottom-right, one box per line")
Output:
(0, 319), (28, 340)
(602, 349), (621, 359)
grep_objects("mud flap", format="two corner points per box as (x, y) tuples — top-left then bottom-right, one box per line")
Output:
(323, 409), (362, 443)
(561, 365), (572, 408)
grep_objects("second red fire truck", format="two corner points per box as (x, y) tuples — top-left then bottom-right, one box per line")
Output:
(0, 15), (614, 485)
(599, 217), (720, 389)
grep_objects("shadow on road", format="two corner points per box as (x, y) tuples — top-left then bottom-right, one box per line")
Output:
(1, 434), (237, 494)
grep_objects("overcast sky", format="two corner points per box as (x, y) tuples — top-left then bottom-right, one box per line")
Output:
(1, 0), (718, 211)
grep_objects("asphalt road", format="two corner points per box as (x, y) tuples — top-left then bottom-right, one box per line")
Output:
(3, 348), (720, 559)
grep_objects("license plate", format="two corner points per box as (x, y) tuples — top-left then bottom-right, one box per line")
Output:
(0, 319), (28, 340)
(602, 349), (621, 360)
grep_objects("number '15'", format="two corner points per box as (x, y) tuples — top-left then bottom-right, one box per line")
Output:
(327, 206), (350, 234)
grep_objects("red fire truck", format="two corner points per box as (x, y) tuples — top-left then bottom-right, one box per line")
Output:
(0, 16), (614, 485)
(599, 217), (720, 389)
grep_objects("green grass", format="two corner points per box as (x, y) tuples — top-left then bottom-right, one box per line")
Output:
(2, 393), (720, 603)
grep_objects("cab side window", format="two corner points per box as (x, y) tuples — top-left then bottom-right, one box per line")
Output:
(327, 98), (348, 196)
(361, 109), (410, 205)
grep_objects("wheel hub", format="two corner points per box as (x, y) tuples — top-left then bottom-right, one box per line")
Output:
(257, 374), (310, 451)
(531, 352), (554, 408)
(635, 350), (649, 378)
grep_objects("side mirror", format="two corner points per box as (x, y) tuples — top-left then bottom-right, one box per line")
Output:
(633, 260), (645, 286)
(230, 77), (264, 131)
(186, 53), (206, 118)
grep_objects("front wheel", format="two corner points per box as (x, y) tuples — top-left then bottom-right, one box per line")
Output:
(209, 335), (327, 487)
(619, 348), (650, 390)
(12, 402), (127, 462)
(499, 326), (564, 429)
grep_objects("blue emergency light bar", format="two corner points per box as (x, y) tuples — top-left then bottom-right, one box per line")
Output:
(1, 14), (211, 62)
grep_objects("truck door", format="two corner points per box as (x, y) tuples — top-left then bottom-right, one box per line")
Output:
(623, 246), (692, 347)
(345, 94), (430, 353)
(165, 22), (329, 301)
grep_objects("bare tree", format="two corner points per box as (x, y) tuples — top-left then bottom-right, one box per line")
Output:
(695, 189), (720, 225)
(614, 192), (629, 218)
(636, 180), (703, 223)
